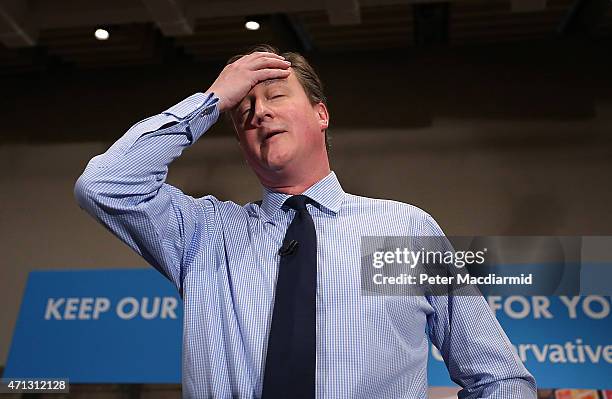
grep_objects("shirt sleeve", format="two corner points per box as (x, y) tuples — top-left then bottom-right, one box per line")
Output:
(422, 215), (538, 398)
(74, 92), (220, 293)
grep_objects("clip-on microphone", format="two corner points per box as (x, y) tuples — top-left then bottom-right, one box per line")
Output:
(279, 240), (299, 256)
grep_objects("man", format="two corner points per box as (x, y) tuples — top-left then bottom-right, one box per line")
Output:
(75, 45), (536, 398)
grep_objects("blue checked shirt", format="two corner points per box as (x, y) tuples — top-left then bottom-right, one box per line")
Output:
(75, 92), (536, 399)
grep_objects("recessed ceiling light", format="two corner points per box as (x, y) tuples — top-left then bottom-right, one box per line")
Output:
(245, 21), (260, 31)
(94, 28), (109, 40)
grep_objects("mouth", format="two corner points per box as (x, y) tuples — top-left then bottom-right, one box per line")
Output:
(262, 130), (286, 142)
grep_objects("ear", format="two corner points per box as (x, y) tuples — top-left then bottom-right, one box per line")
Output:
(314, 102), (329, 130)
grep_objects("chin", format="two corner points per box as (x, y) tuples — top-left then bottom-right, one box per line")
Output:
(266, 154), (292, 172)
(262, 150), (294, 172)
(264, 157), (291, 172)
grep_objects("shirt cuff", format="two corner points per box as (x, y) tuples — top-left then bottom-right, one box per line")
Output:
(163, 92), (220, 142)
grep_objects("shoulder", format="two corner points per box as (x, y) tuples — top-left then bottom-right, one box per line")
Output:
(343, 192), (431, 218)
(191, 194), (253, 218)
(343, 193), (445, 236)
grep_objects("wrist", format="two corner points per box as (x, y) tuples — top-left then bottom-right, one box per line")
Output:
(207, 91), (226, 113)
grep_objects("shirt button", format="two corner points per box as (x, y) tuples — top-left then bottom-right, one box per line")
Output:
(200, 107), (213, 117)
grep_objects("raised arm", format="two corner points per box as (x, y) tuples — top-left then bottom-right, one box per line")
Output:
(74, 52), (291, 292)
(73, 92), (220, 291)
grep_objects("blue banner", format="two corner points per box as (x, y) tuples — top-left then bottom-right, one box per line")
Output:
(4, 269), (182, 383)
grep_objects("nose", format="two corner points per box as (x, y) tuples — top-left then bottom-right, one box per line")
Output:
(253, 98), (273, 126)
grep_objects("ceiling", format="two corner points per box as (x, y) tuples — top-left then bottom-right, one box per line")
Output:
(1, 0), (610, 75)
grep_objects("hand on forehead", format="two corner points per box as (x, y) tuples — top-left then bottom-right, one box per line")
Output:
(239, 73), (293, 107)
(206, 51), (291, 113)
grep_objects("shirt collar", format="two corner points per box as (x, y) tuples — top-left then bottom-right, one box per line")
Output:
(260, 171), (345, 220)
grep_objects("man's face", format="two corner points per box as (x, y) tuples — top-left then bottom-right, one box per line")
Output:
(230, 69), (328, 182)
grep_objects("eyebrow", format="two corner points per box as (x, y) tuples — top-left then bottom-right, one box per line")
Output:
(262, 78), (288, 87)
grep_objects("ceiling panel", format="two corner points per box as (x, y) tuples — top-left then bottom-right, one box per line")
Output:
(296, 4), (414, 52)
(176, 16), (280, 62)
(0, 0), (610, 75)
(450, 0), (572, 45)
(39, 24), (164, 68)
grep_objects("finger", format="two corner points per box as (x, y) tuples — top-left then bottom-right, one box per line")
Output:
(253, 68), (291, 83)
(249, 57), (291, 71)
(235, 52), (285, 65)
(249, 51), (286, 60)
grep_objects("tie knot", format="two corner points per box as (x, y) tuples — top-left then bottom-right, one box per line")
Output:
(283, 195), (311, 212)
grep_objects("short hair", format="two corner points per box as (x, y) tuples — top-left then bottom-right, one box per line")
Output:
(226, 44), (330, 151)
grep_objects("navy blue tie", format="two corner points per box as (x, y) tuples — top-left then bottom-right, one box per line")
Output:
(262, 195), (317, 399)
